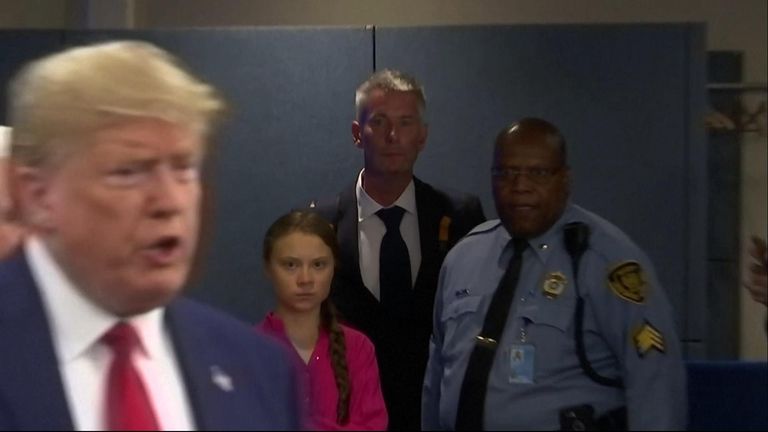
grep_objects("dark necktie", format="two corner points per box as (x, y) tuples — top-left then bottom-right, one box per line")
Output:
(377, 206), (412, 308)
(103, 322), (160, 431)
(455, 237), (528, 430)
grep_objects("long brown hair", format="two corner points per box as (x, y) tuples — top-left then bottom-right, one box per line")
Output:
(263, 210), (350, 425)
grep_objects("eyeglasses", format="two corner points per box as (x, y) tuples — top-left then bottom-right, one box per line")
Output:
(491, 166), (563, 183)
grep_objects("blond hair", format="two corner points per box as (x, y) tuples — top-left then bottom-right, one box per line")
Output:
(354, 68), (426, 122)
(8, 40), (226, 167)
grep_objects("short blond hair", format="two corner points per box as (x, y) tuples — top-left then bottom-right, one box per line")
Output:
(354, 69), (426, 122)
(8, 40), (226, 167)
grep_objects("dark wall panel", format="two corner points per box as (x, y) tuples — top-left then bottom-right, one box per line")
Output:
(0, 31), (65, 123)
(374, 24), (707, 348)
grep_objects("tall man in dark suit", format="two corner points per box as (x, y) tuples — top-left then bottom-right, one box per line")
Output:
(0, 40), (301, 431)
(310, 69), (486, 430)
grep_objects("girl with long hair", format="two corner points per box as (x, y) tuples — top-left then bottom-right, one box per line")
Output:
(258, 210), (387, 430)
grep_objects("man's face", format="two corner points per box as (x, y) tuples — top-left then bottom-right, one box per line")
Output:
(353, 89), (427, 177)
(23, 117), (204, 316)
(492, 133), (570, 239)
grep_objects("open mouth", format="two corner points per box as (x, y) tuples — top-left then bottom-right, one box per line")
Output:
(144, 236), (183, 265)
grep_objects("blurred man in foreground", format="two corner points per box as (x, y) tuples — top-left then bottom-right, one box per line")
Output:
(0, 40), (301, 430)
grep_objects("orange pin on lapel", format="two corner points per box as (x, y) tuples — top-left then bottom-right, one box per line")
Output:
(439, 216), (452, 251)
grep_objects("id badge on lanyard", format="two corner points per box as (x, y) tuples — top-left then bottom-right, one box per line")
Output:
(508, 320), (535, 384)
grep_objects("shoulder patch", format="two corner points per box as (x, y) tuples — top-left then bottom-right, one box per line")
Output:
(465, 220), (503, 237)
(607, 261), (647, 304)
(633, 320), (665, 356)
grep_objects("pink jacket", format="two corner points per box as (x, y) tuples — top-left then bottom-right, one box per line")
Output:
(257, 312), (388, 431)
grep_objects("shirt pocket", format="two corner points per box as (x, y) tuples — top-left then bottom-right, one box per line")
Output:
(517, 300), (578, 377)
(518, 300), (575, 333)
(446, 295), (483, 319)
(440, 295), (483, 361)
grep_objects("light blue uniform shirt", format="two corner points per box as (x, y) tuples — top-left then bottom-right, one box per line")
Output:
(422, 204), (687, 430)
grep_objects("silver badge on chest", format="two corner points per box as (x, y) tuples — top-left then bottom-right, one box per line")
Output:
(542, 271), (567, 299)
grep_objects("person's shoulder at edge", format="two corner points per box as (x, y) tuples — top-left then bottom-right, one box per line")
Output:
(301, 181), (357, 223)
(443, 219), (504, 260)
(305, 194), (338, 212)
(464, 219), (503, 238)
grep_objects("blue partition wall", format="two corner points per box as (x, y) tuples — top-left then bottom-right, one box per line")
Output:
(0, 25), (708, 354)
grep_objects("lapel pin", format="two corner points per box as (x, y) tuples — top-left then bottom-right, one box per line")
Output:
(438, 216), (452, 252)
(210, 365), (234, 392)
(439, 216), (452, 243)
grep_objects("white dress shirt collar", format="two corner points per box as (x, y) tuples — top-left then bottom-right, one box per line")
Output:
(0, 125), (10, 157)
(25, 235), (165, 364)
(356, 169), (418, 221)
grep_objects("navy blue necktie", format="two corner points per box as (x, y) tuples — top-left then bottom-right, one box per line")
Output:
(377, 206), (412, 308)
(455, 237), (528, 430)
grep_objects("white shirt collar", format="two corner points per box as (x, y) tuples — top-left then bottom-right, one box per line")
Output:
(355, 169), (417, 222)
(0, 126), (11, 157)
(25, 235), (166, 363)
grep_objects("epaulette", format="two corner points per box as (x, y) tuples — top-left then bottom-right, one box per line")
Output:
(464, 219), (503, 238)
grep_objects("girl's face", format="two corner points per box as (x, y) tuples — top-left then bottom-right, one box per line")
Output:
(266, 231), (334, 315)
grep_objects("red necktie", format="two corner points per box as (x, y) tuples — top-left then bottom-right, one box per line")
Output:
(102, 322), (160, 431)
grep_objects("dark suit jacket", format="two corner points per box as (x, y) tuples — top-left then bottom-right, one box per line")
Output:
(0, 251), (301, 431)
(311, 176), (485, 430)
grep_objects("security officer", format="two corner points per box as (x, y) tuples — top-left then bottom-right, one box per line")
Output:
(422, 117), (686, 430)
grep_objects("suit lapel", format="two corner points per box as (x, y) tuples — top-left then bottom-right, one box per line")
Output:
(0, 253), (74, 430)
(165, 300), (234, 430)
(414, 178), (444, 290)
(336, 183), (364, 287)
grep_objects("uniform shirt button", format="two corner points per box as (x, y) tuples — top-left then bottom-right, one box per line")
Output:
(539, 243), (549, 250)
